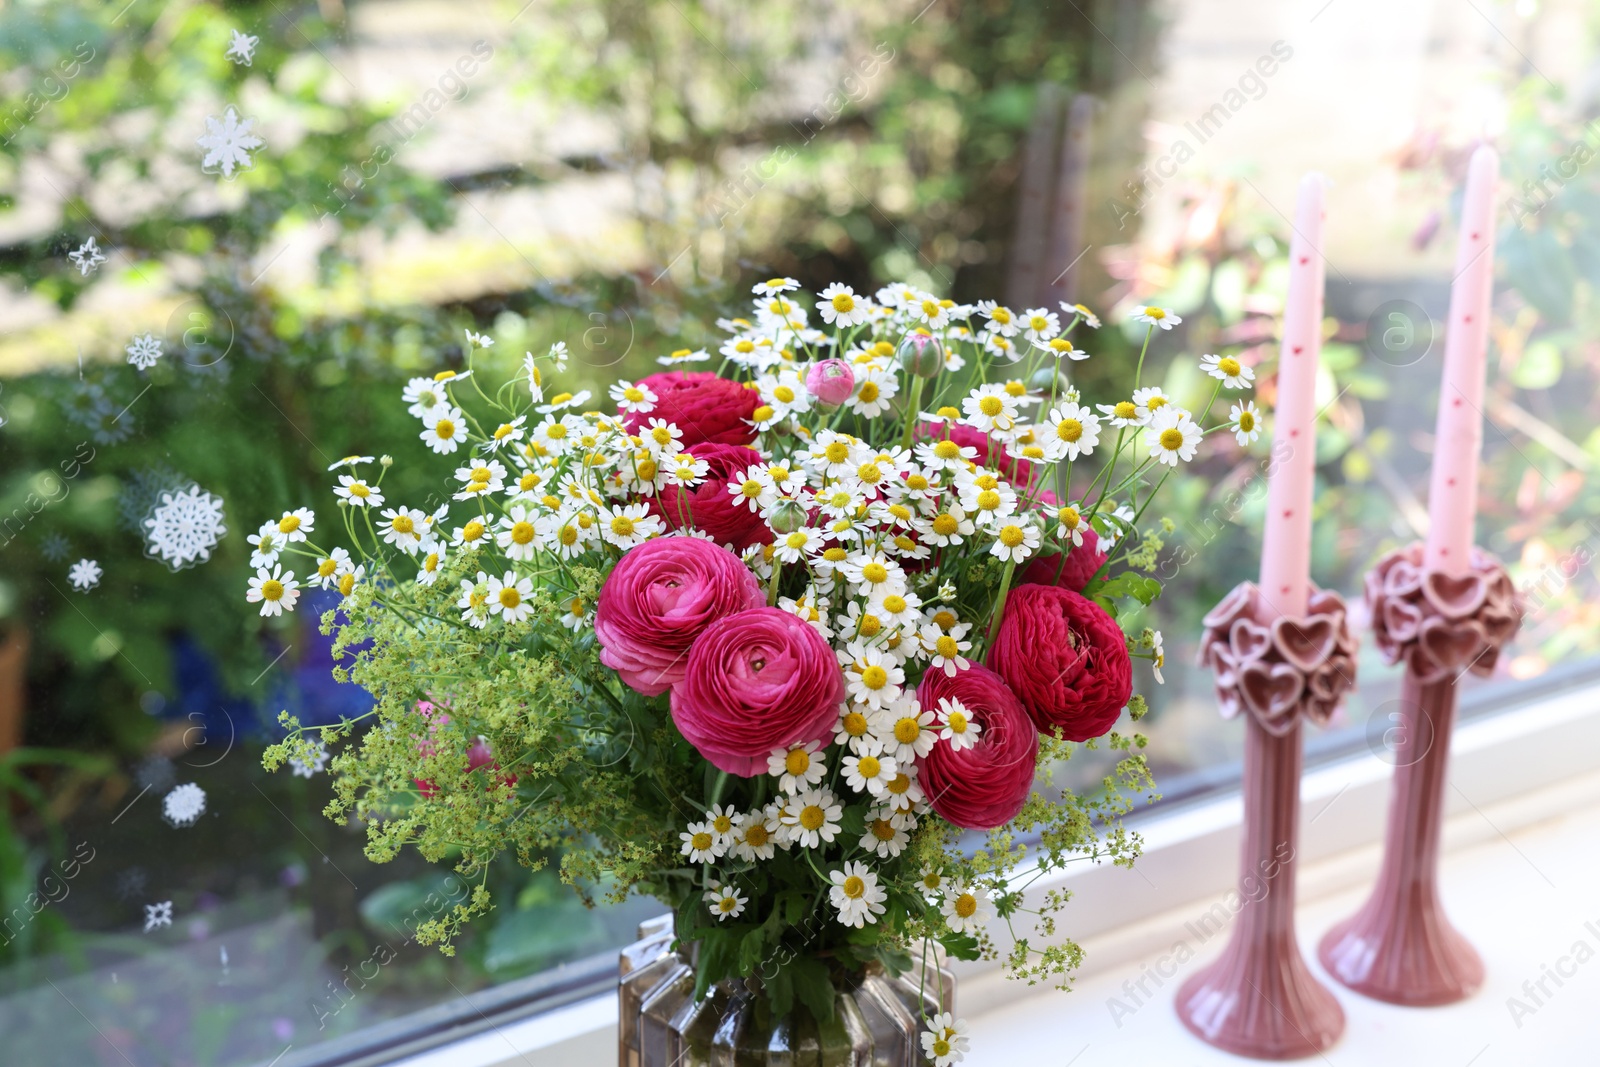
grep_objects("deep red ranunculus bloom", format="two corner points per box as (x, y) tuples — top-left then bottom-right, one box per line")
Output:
(649, 443), (772, 550)
(916, 664), (1038, 830)
(623, 371), (760, 448)
(1021, 526), (1107, 592)
(987, 584), (1131, 741)
(671, 607), (845, 776)
(595, 535), (765, 696)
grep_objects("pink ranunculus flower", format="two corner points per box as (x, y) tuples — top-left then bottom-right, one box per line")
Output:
(595, 535), (765, 697)
(805, 359), (855, 407)
(670, 607), (845, 776)
(916, 663), (1038, 830)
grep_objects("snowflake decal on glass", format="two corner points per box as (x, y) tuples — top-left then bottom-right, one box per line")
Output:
(144, 485), (227, 570)
(126, 332), (163, 371)
(289, 742), (329, 778)
(144, 900), (173, 932)
(197, 106), (264, 180)
(225, 29), (259, 66)
(162, 782), (207, 827)
(68, 558), (102, 591)
(68, 236), (106, 276)
(40, 532), (71, 562)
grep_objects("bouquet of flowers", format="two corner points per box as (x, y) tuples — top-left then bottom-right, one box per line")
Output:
(261, 281), (1259, 1058)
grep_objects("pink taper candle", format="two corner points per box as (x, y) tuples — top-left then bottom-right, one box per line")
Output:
(1258, 174), (1327, 620)
(1424, 145), (1498, 577)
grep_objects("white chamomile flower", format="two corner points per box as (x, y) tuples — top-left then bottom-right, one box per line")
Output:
(1230, 400), (1263, 446)
(68, 558), (102, 591)
(1147, 628), (1167, 684)
(990, 520), (1040, 564)
(452, 515), (492, 550)
(704, 882), (748, 921)
(1131, 305), (1182, 329)
(457, 574), (490, 628)
(680, 820), (725, 864)
(417, 546), (446, 586)
(730, 808), (781, 861)
(1061, 302), (1101, 329)
(658, 346), (710, 366)
(704, 803), (741, 848)
(859, 808), (911, 858)
(882, 766), (926, 813)
(1036, 335), (1089, 362)
(421, 408), (468, 454)
(538, 389), (592, 415)
(1019, 307), (1060, 344)
(547, 341), (570, 370)
(246, 523), (284, 568)
(842, 644), (905, 709)
(768, 740), (827, 794)
(916, 505), (974, 548)
(535, 512), (588, 559)
(464, 329), (494, 349)
(311, 547), (352, 589)
(327, 455), (375, 472)
(818, 282), (870, 327)
(1145, 407), (1202, 466)
(246, 565), (300, 617)
(921, 1013), (972, 1067)
(402, 377), (450, 420)
(934, 697), (982, 752)
(977, 300), (1018, 337)
(1043, 402), (1101, 461)
(752, 276), (799, 296)
(1130, 386), (1172, 423)
(941, 882), (992, 934)
(487, 416), (527, 450)
(497, 505), (540, 561)
(919, 622), (972, 677)
(598, 502), (661, 549)
(961, 384), (1018, 434)
(269, 509), (313, 543)
(780, 788), (843, 849)
(835, 704), (881, 754)
(845, 365), (898, 418)
(909, 292), (951, 330)
(558, 594), (591, 632)
(828, 860), (887, 928)
(1096, 399), (1143, 428)
(842, 751), (898, 797)
(486, 571), (534, 624)
(875, 697), (936, 763)
(379, 507), (429, 554)
(1202, 352), (1256, 388)
(609, 380), (658, 414)
(1054, 504), (1087, 546)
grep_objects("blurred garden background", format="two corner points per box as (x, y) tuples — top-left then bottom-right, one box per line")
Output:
(0, 0), (1597, 1064)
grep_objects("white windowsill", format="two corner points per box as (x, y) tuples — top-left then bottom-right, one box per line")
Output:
(388, 672), (1600, 1067)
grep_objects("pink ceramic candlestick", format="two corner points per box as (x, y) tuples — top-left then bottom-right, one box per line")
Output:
(1423, 145), (1498, 576)
(1258, 175), (1327, 620)
(1320, 147), (1520, 1008)
(1177, 175), (1348, 1060)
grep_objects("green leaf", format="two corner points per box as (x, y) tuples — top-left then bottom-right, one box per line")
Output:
(939, 932), (982, 961)
(788, 955), (836, 1023)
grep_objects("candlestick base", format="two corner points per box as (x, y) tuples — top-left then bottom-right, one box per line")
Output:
(1177, 929), (1346, 1060)
(1317, 893), (1483, 1006)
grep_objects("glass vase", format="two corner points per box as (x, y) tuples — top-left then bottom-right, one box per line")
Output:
(618, 918), (953, 1067)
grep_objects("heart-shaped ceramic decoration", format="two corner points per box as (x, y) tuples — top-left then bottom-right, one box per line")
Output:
(1239, 661), (1305, 725)
(1203, 583), (1258, 631)
(1422, 570), (1488, 620)
(1382, 597), (1424, 643)
(1229, 618), (1273, 664)
(1209, 644), (1241, 689)
(1418, 615), (1485, 670)
(1383, 558), (1424, 598)
(1271, 615), (1337, 672)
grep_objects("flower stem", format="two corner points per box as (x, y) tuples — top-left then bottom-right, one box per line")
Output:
(986, 558), (1017, 648)
(901, 375), (925, 450)
(766, 558), (783, 607)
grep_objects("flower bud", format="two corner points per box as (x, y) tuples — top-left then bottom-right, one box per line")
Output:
(897, 331), (944, 378)
(380, 455), (394, 468)
(805, 359), (855, 408)
(766, 498), (809, 534)
(1028, 367), (1060, 394)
